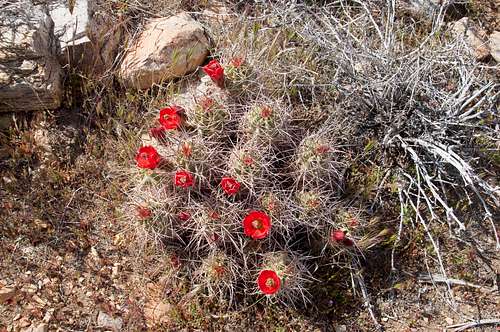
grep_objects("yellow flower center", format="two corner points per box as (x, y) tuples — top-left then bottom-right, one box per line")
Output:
(252, 219), (263, 230)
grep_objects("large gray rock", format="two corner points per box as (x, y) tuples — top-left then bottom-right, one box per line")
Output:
(0, 3), (63, 112)
(50, 0), (89, 49)
(119, 13), (209, 90)
(36, 0), (105, 74)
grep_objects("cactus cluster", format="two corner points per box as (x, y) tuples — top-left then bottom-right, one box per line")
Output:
(127, 58), (368, 305)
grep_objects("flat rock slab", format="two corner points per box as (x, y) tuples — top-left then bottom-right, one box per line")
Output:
(50, 0), (89, 48)
(119, 12), (209, 90)
(0, 2), (62, 112)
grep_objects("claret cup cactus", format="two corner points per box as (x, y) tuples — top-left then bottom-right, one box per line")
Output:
(126, 58), (368, 306)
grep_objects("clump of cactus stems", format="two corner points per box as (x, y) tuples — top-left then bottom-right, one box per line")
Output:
(223, 57), (254, 94)
(194, 251), (239, 303)
(295, 134), (345, 191)
(126, 57), (365, 306)
(254, 251), (312, 304)
(188, 96), (229, 134)
(240, 103), (287, 142)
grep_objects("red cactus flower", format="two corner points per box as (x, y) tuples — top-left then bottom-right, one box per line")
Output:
(170, 254), (181, 269)
(209, 233), (220, 243)
(159, 106), (182, 130)
(331, 230), (345, 242)
(135, 146), (161, 169)
(243, 211), (271, 239)
(213, 265), (225, 277)
(174, 170), (194, 188)
(243, 155), (254, 166)
(209, 211), (220, 220)
(257, 270), (281, 295)
(260, 106), (273, 118)
(177, 211), (191, 221)
(181, 142), (192, 157)
(315, 145), (330, 155)
(150, 126), (166, 140)
(331, 230), (353, 246)
(230, 57), (244, 68)
(199, 97), (214, 111)
(136, 206), (152, 219)
(203, 59), (224, 88)
(220, 177), (241, 195)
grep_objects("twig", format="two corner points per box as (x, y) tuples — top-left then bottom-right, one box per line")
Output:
(353, 262), (383, 331)
(401, 187), (455, 301)
(417, 273), (497, 293)
(391, 186), (405, 272)
(447, 318), (500, 331)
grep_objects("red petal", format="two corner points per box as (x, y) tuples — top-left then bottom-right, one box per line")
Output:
(257, 270), (281, 295)
(243, 211), (271, 239)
